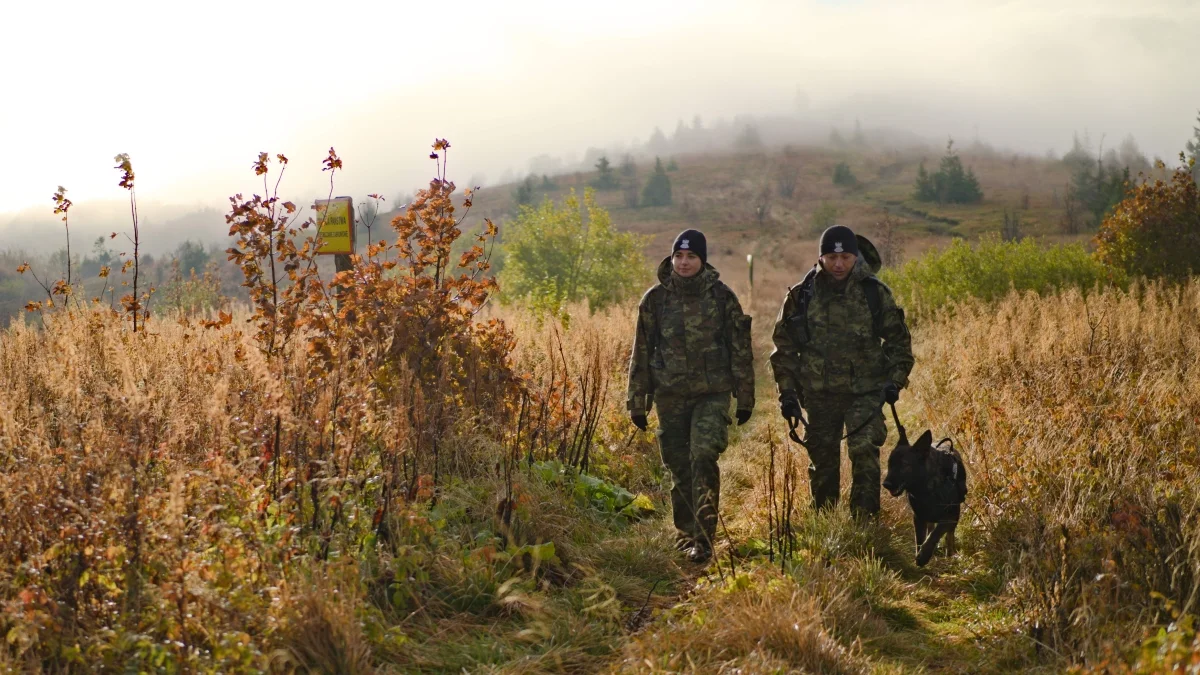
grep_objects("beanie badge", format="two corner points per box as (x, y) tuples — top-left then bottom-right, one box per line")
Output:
(680, 239), (690, 249)
(833, 242), (844, 253)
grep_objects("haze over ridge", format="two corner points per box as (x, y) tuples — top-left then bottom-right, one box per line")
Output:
(2, 0), (1198, 250)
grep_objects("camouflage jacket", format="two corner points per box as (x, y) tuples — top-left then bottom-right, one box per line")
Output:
(627, 258), (754, 413)
(770, 259), (913, 396)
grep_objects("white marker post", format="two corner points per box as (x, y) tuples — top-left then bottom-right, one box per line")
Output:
(746, 253), (754, 313)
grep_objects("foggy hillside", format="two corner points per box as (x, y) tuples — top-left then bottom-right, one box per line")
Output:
(0, 111), (1186, 257)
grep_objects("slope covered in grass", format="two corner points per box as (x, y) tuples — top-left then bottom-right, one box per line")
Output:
(4, 276), (1198, 672)
(465, 143), (1149, 278)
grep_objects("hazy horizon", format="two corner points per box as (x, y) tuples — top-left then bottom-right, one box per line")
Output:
(4, 0), (1199, 252)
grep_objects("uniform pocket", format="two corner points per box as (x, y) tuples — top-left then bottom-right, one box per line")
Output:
(735, 314), (752, 337)
(703, 348), (733, 391)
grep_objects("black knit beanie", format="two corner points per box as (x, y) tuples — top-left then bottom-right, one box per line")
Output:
(819, 225), (859, 257)
(672, 229), (707, 265)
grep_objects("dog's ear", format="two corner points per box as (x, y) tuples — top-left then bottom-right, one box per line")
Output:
(914, 430), (934, 452)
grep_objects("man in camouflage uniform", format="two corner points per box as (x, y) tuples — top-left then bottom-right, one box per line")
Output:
(627, 229), (755, 562)
(770, 225), (913, 519)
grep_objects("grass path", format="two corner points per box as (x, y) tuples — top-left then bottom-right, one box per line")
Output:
(599, 408), (1061, 674)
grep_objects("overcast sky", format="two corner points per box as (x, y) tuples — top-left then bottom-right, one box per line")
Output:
(2, 0), (1198, 232)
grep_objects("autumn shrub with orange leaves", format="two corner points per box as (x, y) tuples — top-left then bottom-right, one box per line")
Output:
(1095, 156), (1200, 282)
(0, 141), (657, 672)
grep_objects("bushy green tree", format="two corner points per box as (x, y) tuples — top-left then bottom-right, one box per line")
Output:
(591, 156), (619, 190)
(81, 235), (116, 276)
(641, 157), (673, 207)
(913, 140), (983, 204)
(1184, 110), (1200, 183)
(737, 124), (763, 149)
(1070, 161), (1130, 226)
(499, 188), (648, 314)
(913, 162), (935, 201)
(620, 154), (636, 177)
(513, 175), (537, 207)
(832, 162), (856, 187)
(173, 240), (211, 274)
(1095, 156), (1200, 281)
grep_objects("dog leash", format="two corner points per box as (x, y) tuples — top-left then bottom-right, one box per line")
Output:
(786, 392), (888, 448)
(888, 401), (907, 445)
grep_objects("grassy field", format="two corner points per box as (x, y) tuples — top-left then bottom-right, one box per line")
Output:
(3, 256), (1197, 672)
(465, 144), (1125, 276)
(3, 142), (1195, 673)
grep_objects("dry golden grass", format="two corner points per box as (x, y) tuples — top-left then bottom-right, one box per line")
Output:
(0, 310), (284, 670)
(0, 296), (676, 672)
(913, 281), (1200, 653)
(3, 251), (1198, 672)
(642, 274), (1200, 671)
(617, 566), (870, 675)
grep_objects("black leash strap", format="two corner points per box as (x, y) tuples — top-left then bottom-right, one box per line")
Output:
(786, 411), (808, 445)
(787, 393), (885, 448)
(889, 401), (907, 445)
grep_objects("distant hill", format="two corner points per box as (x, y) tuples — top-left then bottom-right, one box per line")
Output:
(452, 143), (1156, 273)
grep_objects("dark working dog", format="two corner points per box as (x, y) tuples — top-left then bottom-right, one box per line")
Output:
(882, 429), (968, 567)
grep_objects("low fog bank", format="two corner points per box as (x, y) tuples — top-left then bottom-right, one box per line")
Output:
(4, 102), (1192, 257)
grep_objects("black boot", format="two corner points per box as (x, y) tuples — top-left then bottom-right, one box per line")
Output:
(688, 541), (712, 563)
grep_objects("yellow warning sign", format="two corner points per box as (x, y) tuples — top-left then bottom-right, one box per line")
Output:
(314, 197), (355, 255)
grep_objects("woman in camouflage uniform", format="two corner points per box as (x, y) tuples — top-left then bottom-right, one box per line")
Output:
(626, 230), (755, 563)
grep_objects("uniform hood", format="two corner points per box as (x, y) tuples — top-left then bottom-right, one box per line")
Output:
(657, 256), (721, 290)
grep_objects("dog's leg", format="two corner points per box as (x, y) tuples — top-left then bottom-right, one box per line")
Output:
(944, 524), (957, 557)
(914, 515), (927, 557)
(917, 522), (954, 567)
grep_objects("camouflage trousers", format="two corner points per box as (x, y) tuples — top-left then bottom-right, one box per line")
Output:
(655, 391), (732, 547)
(803, 392), (887, 518)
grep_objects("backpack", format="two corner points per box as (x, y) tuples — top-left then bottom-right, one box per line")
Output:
(785, 234), (885, 342)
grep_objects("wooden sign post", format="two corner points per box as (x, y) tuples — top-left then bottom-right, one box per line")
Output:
(314, 196), (356, 307)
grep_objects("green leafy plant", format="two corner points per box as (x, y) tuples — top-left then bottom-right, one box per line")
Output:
(882, 234), (1123, 317)
(499, 188), (647, 314)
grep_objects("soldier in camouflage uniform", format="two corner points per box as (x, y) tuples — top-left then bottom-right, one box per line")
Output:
(770, 225), (914, 519)
(627, 229), (755, 562)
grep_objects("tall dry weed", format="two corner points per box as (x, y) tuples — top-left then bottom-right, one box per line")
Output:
(912, 280), (1200, 655)
(617, 566), (870, 674)
(0, 141), (658, 671)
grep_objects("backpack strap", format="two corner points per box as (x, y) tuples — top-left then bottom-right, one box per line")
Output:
(862, 277), (884, 338)
(791, 266), (885, 339)
(792, 265), (819, 319)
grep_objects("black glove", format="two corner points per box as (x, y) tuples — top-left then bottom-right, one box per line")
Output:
(779, 390), (802, 426)
(631, 413), (648, 431)
(882, 381), (900, 404)
(736, 409), (752, 426)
